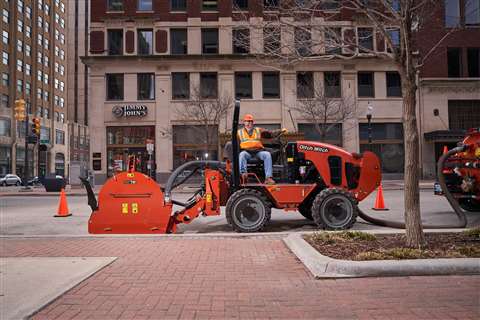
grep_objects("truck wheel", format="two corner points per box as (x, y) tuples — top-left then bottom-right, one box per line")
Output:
(459, 199), (480, 212)
(226, 189), (271, 232)
(298, 199), (313, 220)
(312, 188), (358, 230)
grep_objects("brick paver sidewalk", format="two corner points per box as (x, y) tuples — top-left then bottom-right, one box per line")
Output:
(2, 236), (479, 320)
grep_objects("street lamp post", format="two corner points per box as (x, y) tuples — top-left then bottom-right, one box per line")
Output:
(366, 101), (373, 145)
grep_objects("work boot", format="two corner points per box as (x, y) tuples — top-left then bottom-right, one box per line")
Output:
(241, 173), (249, 183)
(265, 177), (276, 185)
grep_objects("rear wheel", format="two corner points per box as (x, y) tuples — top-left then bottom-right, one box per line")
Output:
(15, 181), (20, 186)
(226, 189), (271, 232)
(312, 188), (358, 230)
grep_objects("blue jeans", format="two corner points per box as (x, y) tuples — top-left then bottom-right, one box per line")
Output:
(239, 150), (273, 178)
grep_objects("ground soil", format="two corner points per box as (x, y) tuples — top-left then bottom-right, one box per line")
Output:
(304, 232), (480, 261)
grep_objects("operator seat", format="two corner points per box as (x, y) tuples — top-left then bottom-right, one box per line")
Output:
(223, 141), (280, 164)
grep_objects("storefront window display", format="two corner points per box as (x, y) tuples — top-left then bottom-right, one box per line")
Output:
(106, 126), (156, 178)
(172, 125), (218, 169)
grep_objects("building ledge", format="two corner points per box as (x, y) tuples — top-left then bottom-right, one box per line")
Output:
(424, 129), (467, 142)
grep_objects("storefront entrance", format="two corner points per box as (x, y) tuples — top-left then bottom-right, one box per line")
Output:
(106, 126), (156, 179)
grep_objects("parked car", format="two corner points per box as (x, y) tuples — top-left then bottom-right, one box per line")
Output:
(0, 174), (23, 186)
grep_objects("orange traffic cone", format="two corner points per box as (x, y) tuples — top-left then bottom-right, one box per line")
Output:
(372, 184), (389, 211)
(443, 145), (449, 154)
(54, 188), (72, 217)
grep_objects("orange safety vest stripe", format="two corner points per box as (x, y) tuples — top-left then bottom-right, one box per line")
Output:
(238, 127), (264, 150)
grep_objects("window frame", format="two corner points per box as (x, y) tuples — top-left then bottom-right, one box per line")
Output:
(172, 72), (190, 100)
(137, 29), (154, 55)
(170, 28), (188, 54)
(296, 71), (314, 99)
(201, 28), (219, 54)
(200, 72), (218, 99)
(262, 72), (280, 99)
(234, 72), (253, 99)
(357, 71), (375, 98)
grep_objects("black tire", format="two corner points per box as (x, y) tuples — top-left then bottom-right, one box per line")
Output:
(298, 199), (314, 220)
(1, 181), (5, 186)
(15, 181), (20, 186)
(225, 189), (271, 232)
(312, 188), (358, 230)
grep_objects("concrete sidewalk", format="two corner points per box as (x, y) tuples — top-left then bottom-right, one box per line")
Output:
(0, 179), (436, 197)
(2, 236), (479, 320)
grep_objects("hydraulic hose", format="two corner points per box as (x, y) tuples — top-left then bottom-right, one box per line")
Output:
(358, 144), (469, 229)
(163, 160), (225, 202)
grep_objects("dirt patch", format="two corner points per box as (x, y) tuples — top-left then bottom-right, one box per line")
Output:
(304, 230), (480, 261)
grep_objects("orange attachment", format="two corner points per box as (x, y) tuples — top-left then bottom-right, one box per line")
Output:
(443, 145), (449, 155)
(372, 184), (389, 211)
(88, 171), (174, 234)
(54, 188), (72, 217)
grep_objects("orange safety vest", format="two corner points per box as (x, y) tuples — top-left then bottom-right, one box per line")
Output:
(238, 127), (264, 150)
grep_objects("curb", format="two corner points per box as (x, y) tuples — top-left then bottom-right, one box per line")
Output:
(283, 232), (480, 279)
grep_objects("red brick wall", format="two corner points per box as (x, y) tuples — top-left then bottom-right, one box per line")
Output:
(417, 2), (480, 77)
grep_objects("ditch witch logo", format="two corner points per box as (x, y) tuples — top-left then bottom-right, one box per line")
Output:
(112, 105), (148, 118)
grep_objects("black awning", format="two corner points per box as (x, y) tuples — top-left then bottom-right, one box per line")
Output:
(424, 130), (466, 142)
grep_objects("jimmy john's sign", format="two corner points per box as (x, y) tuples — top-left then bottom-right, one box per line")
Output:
(112, 105), (148, 118)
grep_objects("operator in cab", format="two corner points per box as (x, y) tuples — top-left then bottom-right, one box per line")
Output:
(238, 114), (287, 185)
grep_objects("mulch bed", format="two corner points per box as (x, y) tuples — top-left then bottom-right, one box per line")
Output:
(304, 231), (480, 261)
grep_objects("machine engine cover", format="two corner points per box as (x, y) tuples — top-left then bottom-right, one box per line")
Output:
(88, 171), (174, 234)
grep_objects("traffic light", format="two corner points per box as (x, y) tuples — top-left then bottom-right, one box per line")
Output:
(14, 99), (26, 121)
(31, 117), (41, 136)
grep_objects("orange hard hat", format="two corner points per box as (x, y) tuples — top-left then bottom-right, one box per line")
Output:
(243, 114), (254, 121)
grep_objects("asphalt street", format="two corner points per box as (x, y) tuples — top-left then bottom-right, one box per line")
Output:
(1, 189), (478, 236)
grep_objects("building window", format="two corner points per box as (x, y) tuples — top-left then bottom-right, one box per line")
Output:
(202, 0), (218, 11)
(358, 27), (373, 52)
(172, 125), (218, 168)
(298, 123), (342, 146)
(26, 6), (31, 19)
(465, 0), (480, 26)
(172, 72), (190, 99)
(324, 72), (341, 98)
(107, 30), (123, 55)
(56, 130), (65, 145)
(137, 0), (152, 11)
(0, 118), (11, 137)
(1, 73), (8, 86)
(386, 72), (402, 97)
(235, 72), (253, 99)
(448, 100), (480, 130)
(297, 71), (314, 99)
(360, 123), (404, 174)
(26, 25), (31, 37)
(232, 28), (250, 54)
(447, 47), (462, 77)
(25, 44), (31, 56)
(1, 94), (8, 108)
(202, 28), (218, 54)
(1, 52), (7, 65)
(2, 30), (8, 44)
(138, 29), (153, 55)
(171, 0), (186, 11)
(200, 72), (218, 99)
(262, 72), (280, 99)
(264, 0), (279, 10)
(106, 74), (124, 100)
(25, 82), (31, 95)
(263, 27), (281, 54)
(137, 73), (155, 100)
(357, 72), (375, 97)
(25, 63), (31, 75)
(467, 48), (480, 77)
(170, 29), (187, 54)
(2, 9), (9, 24)
(233, 0), (248, 10)
(321, 0), (340, 10)
(387, 28), (400, 52)
(17, 19), (23, 32)
(16, 79), (23, 92)
(108, 0), (124, 11)
(325, 28), (342, 55)
(295, 27), (312, 57)
(16, 59), (23, 72)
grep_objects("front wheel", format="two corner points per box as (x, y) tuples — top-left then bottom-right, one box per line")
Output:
(225, 189), (271, 232)
(15, 181), (21, 186)
(312, 188), (358, 230)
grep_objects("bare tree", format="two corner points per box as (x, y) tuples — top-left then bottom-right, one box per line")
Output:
(293, 84), (356, 142)
(234, 0), (469, 247)
(168, 86), (234, 159)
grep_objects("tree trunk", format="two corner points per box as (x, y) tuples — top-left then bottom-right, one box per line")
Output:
(402, 75), (425, 248)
